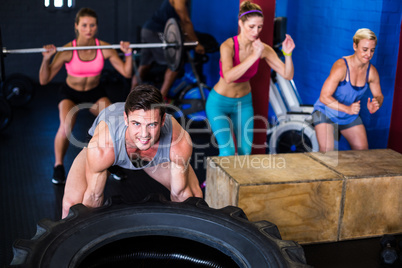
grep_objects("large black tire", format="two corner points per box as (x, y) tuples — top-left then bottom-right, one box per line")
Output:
(8, 194), (311, 268)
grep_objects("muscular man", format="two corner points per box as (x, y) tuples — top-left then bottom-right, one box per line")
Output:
(131, 0), (205, 98)
(62, 84), (203, 218)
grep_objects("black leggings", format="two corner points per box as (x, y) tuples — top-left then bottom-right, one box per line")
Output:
(59, 83), (108, 105)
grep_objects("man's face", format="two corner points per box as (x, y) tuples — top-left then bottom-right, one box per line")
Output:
(124, 109), (165, 151)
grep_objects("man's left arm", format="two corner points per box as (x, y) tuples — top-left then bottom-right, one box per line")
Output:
(169, 121), (203, 201)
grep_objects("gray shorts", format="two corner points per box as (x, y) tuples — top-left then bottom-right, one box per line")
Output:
(140, 28), (166, 66)
(312, 110), (363, 131)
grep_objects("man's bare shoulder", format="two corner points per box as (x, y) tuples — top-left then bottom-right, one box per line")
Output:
(169, 117), (192, 159)
(88, 121), (111, 147)
(88, 121), (115, 157)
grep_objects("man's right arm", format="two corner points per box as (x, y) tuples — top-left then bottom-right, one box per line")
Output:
(83, 121), (115, 209)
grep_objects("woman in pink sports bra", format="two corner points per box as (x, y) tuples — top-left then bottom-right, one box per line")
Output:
(205, 1), (295, 156)
(39, 8), (133, 184)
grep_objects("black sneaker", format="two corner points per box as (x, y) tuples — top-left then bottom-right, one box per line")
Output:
(52, 165), (66, 185)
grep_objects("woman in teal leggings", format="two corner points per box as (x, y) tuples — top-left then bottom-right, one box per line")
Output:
(207, 90), (254, 156)
(206, 1), (295, 156)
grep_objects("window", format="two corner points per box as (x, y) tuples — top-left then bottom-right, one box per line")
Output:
(44, 0), (74, 8)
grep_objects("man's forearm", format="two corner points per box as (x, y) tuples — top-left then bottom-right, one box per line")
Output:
(83, 171), (108, 208)
(82, 190), (104, 208)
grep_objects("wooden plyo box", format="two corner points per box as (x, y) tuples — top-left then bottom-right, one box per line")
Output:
(309, 149), (402, 241)
(205, 149), (402, 244)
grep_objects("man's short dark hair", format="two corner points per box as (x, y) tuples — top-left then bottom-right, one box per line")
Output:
(125, 84), (166, 118)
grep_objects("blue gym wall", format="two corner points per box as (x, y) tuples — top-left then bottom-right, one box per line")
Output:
(191, 0), (239, 88)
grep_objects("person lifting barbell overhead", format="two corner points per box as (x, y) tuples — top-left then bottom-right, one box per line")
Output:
(312, 28), (384, 152)
(131, 0), (205, 99)
(39, 7), (133, 185)
(205, 1), (295, 157)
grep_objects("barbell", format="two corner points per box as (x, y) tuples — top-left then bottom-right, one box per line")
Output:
(0, 18), (195, 78)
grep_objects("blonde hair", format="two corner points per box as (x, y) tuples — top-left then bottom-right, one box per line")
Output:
(238, 1), (263, 22)
(353, 28), (377, 46)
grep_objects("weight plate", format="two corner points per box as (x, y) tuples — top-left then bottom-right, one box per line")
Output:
(2, 74), (34, 107)
(163, 18), (183, 72)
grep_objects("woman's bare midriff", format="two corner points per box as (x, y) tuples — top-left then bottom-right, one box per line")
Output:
(214, 78), (251, 98)
(66, 75), (101, 91)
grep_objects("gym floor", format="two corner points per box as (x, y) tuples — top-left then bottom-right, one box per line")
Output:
(0, 80), (401, 267)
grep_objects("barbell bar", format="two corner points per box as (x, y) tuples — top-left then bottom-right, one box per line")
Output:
(1, 41), (198, 54)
